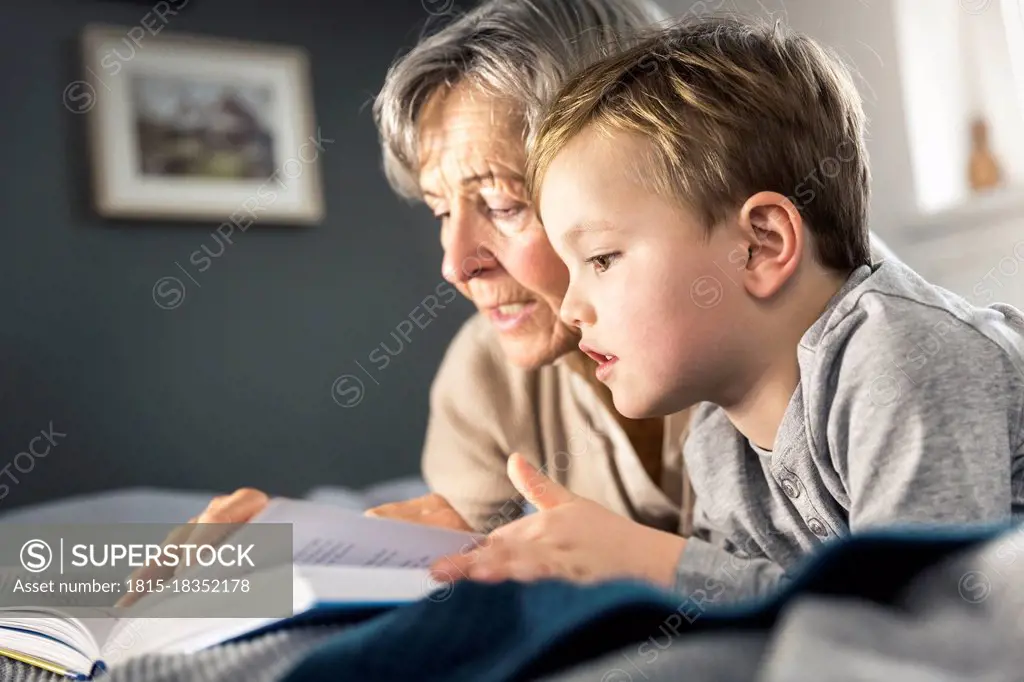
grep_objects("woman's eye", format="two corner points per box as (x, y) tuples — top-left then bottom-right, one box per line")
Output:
(486, 203), (530, 235)
(585, 252), (620, 273)
(487, 205), (526, 222)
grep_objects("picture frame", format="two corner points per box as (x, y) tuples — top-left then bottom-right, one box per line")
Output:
(81, 24), (324, 224)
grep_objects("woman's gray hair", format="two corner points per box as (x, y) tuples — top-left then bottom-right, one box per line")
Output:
(373, 0), (669, 200)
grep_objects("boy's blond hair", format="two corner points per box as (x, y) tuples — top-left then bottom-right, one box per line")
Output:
(526, 17), (872, 271)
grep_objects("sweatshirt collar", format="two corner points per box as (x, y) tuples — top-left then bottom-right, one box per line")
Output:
(799, 264), (875, 350)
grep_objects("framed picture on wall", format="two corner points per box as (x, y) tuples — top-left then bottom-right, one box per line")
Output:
(80, 24), (324, 223)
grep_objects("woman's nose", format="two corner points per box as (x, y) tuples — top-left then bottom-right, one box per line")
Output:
(441, 208), (498, 283)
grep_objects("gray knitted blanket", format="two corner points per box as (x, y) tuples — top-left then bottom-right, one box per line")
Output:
(0, 625), (344, 682)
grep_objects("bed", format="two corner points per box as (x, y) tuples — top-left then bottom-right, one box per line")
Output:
(1, 487), (1018, 681)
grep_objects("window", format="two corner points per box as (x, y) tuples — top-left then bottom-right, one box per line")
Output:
(894, 0), (1024, 214)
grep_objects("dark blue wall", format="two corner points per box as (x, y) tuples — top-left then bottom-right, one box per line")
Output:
(0, 0), (474, 509)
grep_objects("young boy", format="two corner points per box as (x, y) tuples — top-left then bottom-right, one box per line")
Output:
(430, 17), (1024, 601)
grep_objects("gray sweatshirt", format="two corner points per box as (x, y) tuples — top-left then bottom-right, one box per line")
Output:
(673, 259), (1024, 603)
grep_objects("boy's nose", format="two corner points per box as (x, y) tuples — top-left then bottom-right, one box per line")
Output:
(559, 284), (593, 329)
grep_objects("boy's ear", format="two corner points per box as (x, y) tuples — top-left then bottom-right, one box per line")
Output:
(737, 191), (803, 299)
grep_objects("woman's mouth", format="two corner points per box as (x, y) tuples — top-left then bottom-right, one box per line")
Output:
(579, 344), (619, 381)
(487, 301), (538, 332)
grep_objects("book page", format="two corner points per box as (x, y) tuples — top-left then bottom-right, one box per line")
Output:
(0, 566), (120, 653)
(0, 605), (115, 673)
(250, 498), (482, 569)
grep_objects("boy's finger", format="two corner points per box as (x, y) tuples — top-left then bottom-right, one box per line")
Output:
(466, 558), (510, 582)
(429, 555), (471, 582)
(465, 538), (549, 582)
(507, 453), (574, 510)
(430, 545), (488, 581)
(494, 559), (554, 583)
(430, 535), (513, 582)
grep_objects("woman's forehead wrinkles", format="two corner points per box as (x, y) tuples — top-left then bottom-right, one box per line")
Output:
(417, 94), (527, 200)
(422, 140), (525, 196)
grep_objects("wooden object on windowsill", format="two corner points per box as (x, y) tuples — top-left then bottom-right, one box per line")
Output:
(968, 117), (1003, 193)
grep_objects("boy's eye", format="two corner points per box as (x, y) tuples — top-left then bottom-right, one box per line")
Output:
(584, 252), (620, 273)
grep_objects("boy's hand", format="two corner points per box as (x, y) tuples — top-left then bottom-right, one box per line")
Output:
(429, 453), (685, 588)
(365, 493), (473, 532)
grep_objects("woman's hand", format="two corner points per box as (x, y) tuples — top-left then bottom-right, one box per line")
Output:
(115, 487), (270, 607)
(429, 454), (685, 588)
(366, 493), (473, 532)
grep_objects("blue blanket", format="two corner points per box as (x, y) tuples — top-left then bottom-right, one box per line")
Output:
(281, 522), (1014, 682)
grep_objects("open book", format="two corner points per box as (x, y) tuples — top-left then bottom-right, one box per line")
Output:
(0, 498), (480, 679)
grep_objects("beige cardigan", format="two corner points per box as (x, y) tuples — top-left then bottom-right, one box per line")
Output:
(421, 314), (693, 536)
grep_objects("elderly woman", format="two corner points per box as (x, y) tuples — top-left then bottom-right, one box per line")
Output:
(183, 0), (896, 539)
(187, 0), (696, 540)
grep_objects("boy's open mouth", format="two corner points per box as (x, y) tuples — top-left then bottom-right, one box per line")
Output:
(579, 343), (619, 380)
(582, 348), (617, 364)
